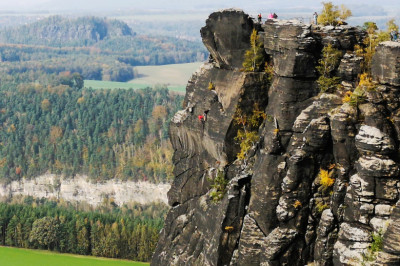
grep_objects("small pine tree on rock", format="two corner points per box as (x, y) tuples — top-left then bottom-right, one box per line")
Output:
(316, 44), (342, 92)
(243, 29), (264, 72)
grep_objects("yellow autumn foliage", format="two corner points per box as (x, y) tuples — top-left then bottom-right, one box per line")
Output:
(319, 169), (335, 189)
(293, 200), (302, 209)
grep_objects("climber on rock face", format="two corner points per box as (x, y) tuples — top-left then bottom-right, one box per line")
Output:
(258, 13), (262, 23)
(198, 114), (204, 122)
(198, 113), (206, 133)
(198, 113), (206, 124)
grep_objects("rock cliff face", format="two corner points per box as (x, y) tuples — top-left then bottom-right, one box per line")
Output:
(152, 9), (400, 265)
(0, 174), (169, 206)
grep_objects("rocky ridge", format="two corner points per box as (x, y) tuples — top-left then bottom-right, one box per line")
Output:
(152, 9), (400, 265)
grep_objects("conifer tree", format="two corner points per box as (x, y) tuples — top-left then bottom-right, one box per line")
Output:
(316, 44), (342, 92)
(243, 29), (264, 72)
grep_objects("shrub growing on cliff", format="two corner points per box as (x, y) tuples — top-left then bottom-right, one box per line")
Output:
(235, 131), (259, 160)
(318, 2), (352, 26)
(265, 62), (274, 82)
(348, 87), (366, 108)
(361, 230), (384, 264)
(358, 73), (376, 92)
(209, 170), (228, 203)
(316, 44), (342, 93)
(243, 29), (264, 72)
(319, 168), (335, 190)
(208, 81), (215, 90)
(345, 74), (374, 108)
(234, 103), (266, 161)
(316, 202), (329, 213)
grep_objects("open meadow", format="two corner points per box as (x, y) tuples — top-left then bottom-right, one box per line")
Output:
(0, 246), (149, 266)
(84, 62), (203, 92)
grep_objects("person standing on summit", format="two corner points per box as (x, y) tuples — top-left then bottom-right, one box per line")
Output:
(391, 30), (398, 41)
(313, 12), (318, 25)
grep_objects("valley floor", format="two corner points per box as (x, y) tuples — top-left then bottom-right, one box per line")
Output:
(0, 246), (149, 266)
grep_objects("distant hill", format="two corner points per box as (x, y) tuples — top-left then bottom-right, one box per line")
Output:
(0, 16), (135, 47)
(0, 15), (207, 82)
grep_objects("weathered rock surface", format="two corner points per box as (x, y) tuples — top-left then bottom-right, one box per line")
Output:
(372, 41), (400, 86)
(338, 53), (363, 82)
(152, 9), (400, 266)
(0, 174), (169, 206)
(200, 9), (256, 69)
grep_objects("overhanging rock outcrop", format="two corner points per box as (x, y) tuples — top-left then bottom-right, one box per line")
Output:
(152, 9), (400, 266)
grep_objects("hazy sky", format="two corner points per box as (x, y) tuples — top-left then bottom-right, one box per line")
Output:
(0, 0), (398, 31)
(0, 0), (398, 13)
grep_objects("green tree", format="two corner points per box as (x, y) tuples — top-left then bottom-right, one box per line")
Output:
(29, 216), (59, 250)
(5, 215), (19, 247)
(137, 225), (150, 261)
(76, 218), (90, 255)
(243, 29), (264, 72)
(316, 44), (342, 92)
(318, 2), (352, 26)
(107, 222), (121, 258)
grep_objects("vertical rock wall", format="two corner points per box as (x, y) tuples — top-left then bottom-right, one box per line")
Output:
(152, 9), (400, 266)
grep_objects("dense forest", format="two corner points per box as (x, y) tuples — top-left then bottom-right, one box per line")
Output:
(0, 16), (207, 82)
(0, 198), (165, 261)
(0, 73), (183, 183)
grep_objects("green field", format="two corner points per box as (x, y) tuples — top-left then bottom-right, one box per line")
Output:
(84, 80), (156, 90)
(84, 62), (203, 92)
(0, 246), (149, 266)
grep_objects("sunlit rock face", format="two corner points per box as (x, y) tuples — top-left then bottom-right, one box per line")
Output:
(152, 9), (400, 266)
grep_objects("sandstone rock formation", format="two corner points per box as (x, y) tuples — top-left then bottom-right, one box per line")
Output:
(152, 9), (400, 265)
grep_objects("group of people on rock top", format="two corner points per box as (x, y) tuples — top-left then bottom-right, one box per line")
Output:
(257, 13), (278, 23)
(391, 30), (399, 42)
(257, 12), (397, 41)
(257, 12), (319, 25)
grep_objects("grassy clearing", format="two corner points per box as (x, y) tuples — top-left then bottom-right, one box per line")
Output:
(132, 62), (202, 86)
(84, 80), (186, 92)
(84, 62), (202, 93)
(0, 246), (149, 266)
(84, 80), (151, 90)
